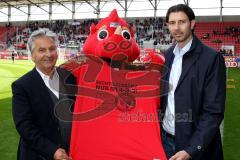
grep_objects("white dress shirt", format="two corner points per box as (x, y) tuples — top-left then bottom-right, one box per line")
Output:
(162, 39), (193, 135)
(36, 67), (59, 99)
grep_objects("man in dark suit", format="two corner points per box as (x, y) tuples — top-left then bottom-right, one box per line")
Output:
(161, 4), (226, 160)
(12, 28), (76, 160)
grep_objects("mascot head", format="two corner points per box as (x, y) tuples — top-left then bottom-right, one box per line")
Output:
(82, 9), (140, 62)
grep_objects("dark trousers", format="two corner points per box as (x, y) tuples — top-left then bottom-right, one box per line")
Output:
(161, 129), (175, 159)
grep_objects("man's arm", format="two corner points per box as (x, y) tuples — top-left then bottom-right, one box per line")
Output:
(184, 53), (226, 159)
(12, 81), (60, 159)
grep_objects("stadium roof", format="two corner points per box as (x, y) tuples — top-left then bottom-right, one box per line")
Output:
(0, 0), (98, 9)
(0, 0), (239, 22)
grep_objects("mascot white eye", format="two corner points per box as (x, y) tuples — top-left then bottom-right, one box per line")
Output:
(97, 29), (109, 40)
(121, 30), (131, 40)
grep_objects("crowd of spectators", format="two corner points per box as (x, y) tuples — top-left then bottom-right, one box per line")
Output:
(133, 17), (173, 46)
(219, 48), (234, 56)
(3, 17), (173, 50)
(2, 19), (240, 54)
(212, 25), (240, 44)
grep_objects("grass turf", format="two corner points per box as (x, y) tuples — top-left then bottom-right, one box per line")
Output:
(223, 68), (240, 160)
(0, 59), (239, 159)
(0, 60), (34, 159)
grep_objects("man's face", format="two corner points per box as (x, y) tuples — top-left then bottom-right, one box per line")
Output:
(167, 11), (195, 46)
(31, 36), (58, 75)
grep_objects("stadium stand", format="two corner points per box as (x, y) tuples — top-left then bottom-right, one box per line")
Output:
(195, 22), (240, 55)
(1, 19), (240, 57)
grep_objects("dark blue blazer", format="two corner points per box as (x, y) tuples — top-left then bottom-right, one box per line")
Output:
(12, 67), (76, 160)
(161, 35), (226, 160)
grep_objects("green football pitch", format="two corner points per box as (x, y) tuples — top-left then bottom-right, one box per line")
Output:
(0, 59), (239, 159)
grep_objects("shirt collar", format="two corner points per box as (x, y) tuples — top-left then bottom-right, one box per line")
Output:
(173, 38), (193, 57)
(36, 67), (57, 81)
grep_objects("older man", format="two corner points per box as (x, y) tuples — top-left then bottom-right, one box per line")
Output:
(12, 28), (76, 160)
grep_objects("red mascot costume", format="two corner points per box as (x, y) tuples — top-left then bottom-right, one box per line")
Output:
(64, 9), (167, 160)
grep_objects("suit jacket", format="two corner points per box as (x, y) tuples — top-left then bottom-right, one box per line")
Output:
(161, 35), (226, 160)
(12, 67), (76, 160)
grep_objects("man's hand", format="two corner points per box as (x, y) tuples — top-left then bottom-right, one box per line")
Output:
(169, 150), (191, 160)
(53, 148), (72, 160)
(142, 52), (165, 65)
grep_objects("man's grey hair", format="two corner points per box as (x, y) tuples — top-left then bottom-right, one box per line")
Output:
(27, 28), (59, 54)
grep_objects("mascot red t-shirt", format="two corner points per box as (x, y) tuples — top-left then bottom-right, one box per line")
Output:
(67, 9), (167, 160)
